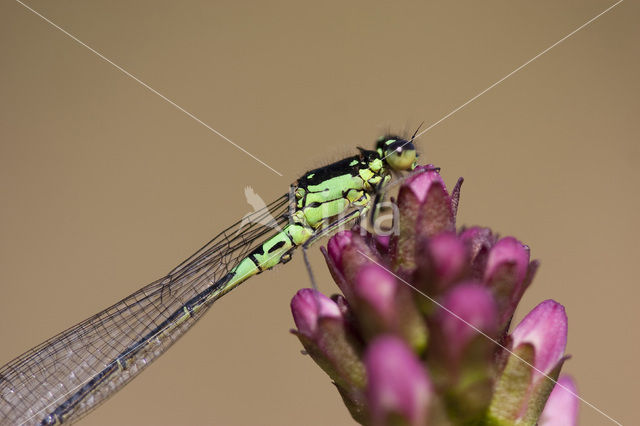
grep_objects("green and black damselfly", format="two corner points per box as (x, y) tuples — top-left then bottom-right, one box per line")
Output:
(0, 135), (420, 425)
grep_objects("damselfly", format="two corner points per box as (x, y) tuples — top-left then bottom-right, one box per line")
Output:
(0, 136), (419, 425)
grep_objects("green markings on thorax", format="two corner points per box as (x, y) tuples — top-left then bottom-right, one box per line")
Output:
(295, 154), (387, 228)
(224, 149), (391, 294)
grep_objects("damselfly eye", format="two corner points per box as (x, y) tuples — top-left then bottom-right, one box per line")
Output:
(380, 138), (416, 171)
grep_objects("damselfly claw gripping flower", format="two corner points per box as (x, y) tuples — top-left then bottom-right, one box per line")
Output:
(290, 165), (576, 425)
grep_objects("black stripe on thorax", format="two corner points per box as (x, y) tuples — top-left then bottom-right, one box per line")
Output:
(297, 155), (363, 189)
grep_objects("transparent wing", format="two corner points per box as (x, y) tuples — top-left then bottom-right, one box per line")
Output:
(0, 193), (291, 426)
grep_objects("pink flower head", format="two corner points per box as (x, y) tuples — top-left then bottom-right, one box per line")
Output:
(365, 336), (432, 426)
(289, 160), (575, 426)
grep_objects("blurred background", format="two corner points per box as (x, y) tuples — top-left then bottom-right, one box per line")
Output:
(1, 1), (637, 424)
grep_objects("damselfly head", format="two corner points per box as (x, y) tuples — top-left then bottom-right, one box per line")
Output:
(377, 136), (417, 171)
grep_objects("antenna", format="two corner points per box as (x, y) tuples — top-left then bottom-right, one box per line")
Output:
(410, 121), (425, 142)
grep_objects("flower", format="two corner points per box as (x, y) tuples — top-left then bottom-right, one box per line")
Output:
(433, 282), (497, 368)
(353, 264), (398, 329)
(421, 232), (467, 287)
(488, 300), (569, 424)
(291, 288), (342, 337)
(290, 289), (367, 421)
(509, 300), (568, 382)
(290, 165), (575, 425)
(484, 236), (534, 328)
(365, 336), (432, 426)
(539, 375), (579, 426)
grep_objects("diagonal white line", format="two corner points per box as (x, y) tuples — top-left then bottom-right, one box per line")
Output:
(414, 0), (624, 140)
(14, 0), (283, 177)
(382, 0), (624, 163)
(357, 250), (623, 425)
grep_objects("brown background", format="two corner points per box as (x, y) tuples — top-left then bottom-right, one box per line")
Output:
(1, 1), (637, 425)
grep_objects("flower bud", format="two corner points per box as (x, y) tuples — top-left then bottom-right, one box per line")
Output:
(290, 288), (366, 415)
(414, 169), (455, 240)
(459, 226), (496, 280)
(353, 264), (428, 352)
(484, 237), (532, 326)
(429, 233), (467, 284)
(539, 375), (579, 426)
(327, 230), (354, 271)
(459, 227), (495, 260)
(489, 300), (568, 424)
(394, 166), (455, 275)
(291, 288), (341, 337)
(365, 336), (432, 426)
(325, 231), (381, 299)
(354, 264), (397, 327)
(427, 283), (497, 422)
(485, 237), (529, 286)
(435, 283), (497, 366)
(510, 300), (568, 381)
(416, 233), (468, 293)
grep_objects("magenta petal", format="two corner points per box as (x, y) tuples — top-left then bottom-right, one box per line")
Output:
(429, 233), (467, 283)
(365, 336), (432, 426)
(438, 282), (497, 358)
(404, 165), (446, 202)
(327, 230), (355, 271)
(485, 237), (529, 286)
(459, 226), (495, 252)
(510, 300), (568, 379)
(374, 234), (390, 251)
(539, 375), (579, 426)
(291, 288), (341, 337)
(354, 264), (397, 322)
